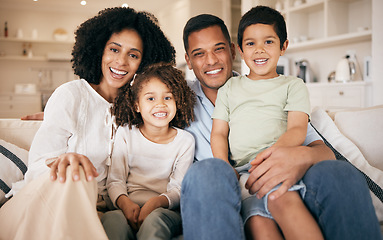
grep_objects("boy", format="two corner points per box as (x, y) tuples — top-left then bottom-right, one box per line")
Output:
(211, 6), (323, 240)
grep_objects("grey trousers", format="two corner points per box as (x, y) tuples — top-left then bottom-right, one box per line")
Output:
(101, 207), (182, 240)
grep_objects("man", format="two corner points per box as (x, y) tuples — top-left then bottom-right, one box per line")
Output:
(180, 14), (381, 240)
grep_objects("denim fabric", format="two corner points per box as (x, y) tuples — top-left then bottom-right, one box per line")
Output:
(236, 163), (306, 222)
(303, 160), (382, 240)
(181, 159), (382, 240)
(181, 158), (245, 240)
(241, 179), (306, 222)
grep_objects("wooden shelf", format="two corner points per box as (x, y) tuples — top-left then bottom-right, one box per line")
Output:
(287, 30), (372, 52)
(0, 37), (74, 45)
(0, 55), (70, 62)
(287, 0), (324, 13)
(0, 55), (46, 61)
(306, 81), (372, 87)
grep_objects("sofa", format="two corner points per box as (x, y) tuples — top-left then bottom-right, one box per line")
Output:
(1, 106), (383, 234)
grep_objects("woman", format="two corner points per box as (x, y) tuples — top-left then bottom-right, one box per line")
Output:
(0, 7), (175, 240)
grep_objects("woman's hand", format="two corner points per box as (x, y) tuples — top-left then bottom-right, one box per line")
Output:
(117, 195), (141, 232)
(49, 152), (99, 182)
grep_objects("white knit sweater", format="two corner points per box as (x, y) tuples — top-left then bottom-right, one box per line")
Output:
(107, 126), (195, 210)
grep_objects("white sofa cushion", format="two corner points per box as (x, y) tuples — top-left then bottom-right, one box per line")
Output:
(334, 105), (383, 170)
(0, 119), (42, 151)
(0, 139), (28, 206)
(311, 107), (383, 221)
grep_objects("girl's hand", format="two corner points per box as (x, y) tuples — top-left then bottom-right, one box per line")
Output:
(49, 153), (98, 182)
(138, 196), (168, 228)
(117, 195), (141, 232)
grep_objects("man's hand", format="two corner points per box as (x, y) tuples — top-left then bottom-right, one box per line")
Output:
(49, 153), (98, 182)
(21, 112), (44, 120)
(245, 146), (313, 200)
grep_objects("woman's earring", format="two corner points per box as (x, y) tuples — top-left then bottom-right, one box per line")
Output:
(130, 74), (137, 86)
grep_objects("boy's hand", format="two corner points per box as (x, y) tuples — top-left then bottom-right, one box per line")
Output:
(117, 195), (140, 232)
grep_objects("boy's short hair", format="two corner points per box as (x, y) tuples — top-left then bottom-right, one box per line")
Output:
(183, 14), (231, 53)
(237, 5), (287, 50)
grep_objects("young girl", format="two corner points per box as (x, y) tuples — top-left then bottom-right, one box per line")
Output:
(104, 62), (196, 240)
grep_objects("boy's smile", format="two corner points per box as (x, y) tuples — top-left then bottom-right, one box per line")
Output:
(239, 23), (288, 81)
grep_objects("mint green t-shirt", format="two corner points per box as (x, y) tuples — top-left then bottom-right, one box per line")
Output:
(212, 75), (310, 167)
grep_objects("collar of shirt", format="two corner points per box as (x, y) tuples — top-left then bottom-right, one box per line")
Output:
(186, 71), (239, 162)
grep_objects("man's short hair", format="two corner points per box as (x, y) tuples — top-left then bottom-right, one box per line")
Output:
(183, 14), (231, 53)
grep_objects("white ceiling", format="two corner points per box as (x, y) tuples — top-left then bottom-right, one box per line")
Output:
(0, 0), (178, 15)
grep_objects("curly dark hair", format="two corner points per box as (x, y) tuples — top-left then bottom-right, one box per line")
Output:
(114, 62), (196, 129)
(71, 7), (176, 85)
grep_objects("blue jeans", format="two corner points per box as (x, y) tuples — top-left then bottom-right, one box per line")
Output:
(181, 158), (382, 240)
(303, 160), (382, 240)
(181, 159), (245, 240)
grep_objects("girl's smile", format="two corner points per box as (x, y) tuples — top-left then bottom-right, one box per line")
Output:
(136, 77), (177, 129)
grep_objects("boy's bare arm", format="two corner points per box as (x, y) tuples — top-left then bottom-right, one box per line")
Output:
(246, 111), (308, 198)
(273, 111), (308, 148)
(247, 111), (309, 174)
(211, 118), (230, 163)
(245, 111), (335, 199)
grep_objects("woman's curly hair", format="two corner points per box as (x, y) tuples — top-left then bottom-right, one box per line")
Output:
(114, 62), (196, 129)
(71, 7), (176, 84)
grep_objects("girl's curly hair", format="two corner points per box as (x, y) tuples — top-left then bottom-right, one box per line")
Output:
(114, 62), (196, 129)
(71, 7), (176, 84)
